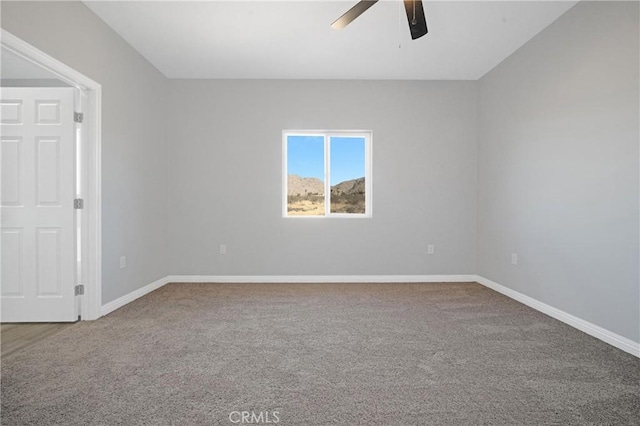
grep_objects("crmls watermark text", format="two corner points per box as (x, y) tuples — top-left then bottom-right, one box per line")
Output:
(229, 411), (280, 424)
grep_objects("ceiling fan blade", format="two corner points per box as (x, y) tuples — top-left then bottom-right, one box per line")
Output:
(403, 0), (428, 40)
(331, 1), (379, 30)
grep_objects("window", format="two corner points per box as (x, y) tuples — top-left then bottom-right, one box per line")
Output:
(283, 131), (372, 218)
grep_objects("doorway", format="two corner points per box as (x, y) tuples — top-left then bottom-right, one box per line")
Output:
(1, 30), (102, 321)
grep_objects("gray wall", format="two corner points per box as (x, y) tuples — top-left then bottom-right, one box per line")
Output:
(167, 80), (478, 276)
(1, 1), (170, 304)
(1, 79), (71, 87)
(3, 1), (636, 345)
(477, 1), (639, 342)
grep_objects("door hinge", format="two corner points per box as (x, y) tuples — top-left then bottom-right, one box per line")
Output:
(74, 198), (84, 209)
(74, 112), (83, 123)
(75, 285), (84, 296)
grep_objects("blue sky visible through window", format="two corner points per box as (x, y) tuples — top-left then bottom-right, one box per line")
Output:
(287, 135), (365, 185)
(287, 135), (324, 180)
(329, 136), (365, 185)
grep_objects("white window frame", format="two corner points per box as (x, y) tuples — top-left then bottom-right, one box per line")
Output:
(282, 130), (372, 218)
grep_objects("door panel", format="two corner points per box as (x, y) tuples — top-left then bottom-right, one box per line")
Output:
(1, 137), (21, 205)
(36, 137), (61, 205)
(1, 100), (22, 124)
(1, 87), (76, 322)
(1, 229), (22, 297)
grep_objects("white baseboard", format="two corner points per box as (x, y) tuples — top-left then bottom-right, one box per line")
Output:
(166, 274), (478, 283)
(100, 275), (473, 318)
(475, 275), (640, 358)
(99, 273), (639, 358)
(101, 276), (170, 317)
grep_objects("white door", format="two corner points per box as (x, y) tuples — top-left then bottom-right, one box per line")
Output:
(1, 87), (77, 322)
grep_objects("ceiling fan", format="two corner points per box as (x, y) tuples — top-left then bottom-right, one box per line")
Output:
(331, 0), (428, 40)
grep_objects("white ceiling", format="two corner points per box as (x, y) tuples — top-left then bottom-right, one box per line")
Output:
(84, 1), (578, 80)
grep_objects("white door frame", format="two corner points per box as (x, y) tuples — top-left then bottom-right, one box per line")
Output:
(1, 29), (102, 320)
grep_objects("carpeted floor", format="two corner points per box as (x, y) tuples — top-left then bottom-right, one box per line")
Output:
(1, 282), (639, 425)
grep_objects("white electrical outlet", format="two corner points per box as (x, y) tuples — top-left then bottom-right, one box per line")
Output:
(120, 256), (126, 269)
(220, 244), (227, 255)
(427, 245), (435, 255)
(511, 253), (518, 265)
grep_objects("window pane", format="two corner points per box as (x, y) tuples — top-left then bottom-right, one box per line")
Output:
(286, 135), (325, 216)
(329, 136), (366, 214)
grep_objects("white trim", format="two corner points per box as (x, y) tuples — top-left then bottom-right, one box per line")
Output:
(282, 130), (373, 218)
(166, 275), (477, 283)
(1, 30), (103, 320)
(1, 31), (95, 90)
(102, 273), (639, 358)
(475, 275), (640, 358)
(101, 276), (170, 317)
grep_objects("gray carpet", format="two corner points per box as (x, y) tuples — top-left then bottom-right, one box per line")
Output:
(2, 282), (639, 425)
